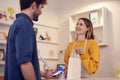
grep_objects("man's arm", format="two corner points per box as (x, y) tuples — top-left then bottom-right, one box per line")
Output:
(20, 62), (37, 80)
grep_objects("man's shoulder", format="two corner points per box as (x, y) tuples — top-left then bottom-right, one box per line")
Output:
(15, 16), (29, 24)
(15, 13), (32, 24)
(13, 17), (32, 28)
(10, 17), (32, 34)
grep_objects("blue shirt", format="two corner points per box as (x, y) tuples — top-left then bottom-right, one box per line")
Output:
(4, 13), (41, 80)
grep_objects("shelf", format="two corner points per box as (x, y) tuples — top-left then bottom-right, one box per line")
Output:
(98, 43), (108, 46)
(39, 58), (58, 61)
(93, 25), (103, 29)
(0, 61), (5, 65)
(0, 21), (12, 27)
(0, 40), (6, 44)
(37, 40), (58, 45)
(34, 22), (59, 45)
(34, 22), (58, 30)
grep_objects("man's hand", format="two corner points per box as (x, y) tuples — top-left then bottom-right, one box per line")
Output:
(45, 69), (60, 79)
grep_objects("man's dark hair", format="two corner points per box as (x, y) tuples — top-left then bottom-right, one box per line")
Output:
(20, 0), (47, 10)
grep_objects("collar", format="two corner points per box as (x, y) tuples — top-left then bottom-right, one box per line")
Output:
(16, 13), (33, 26)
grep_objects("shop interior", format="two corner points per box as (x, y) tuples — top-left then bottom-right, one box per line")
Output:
(0, 0), (120, 80)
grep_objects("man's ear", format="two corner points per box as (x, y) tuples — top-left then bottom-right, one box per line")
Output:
(31, 2), (37, 10)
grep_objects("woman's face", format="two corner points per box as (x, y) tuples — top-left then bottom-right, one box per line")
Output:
(75, 19), (88, 35)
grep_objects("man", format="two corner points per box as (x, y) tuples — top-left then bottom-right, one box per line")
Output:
(4, 0), (56, 80)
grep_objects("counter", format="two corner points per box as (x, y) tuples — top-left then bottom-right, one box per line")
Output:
(42, 77), (119, 80)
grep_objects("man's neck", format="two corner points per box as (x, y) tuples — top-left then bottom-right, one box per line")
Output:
(21, 9), (33, 20)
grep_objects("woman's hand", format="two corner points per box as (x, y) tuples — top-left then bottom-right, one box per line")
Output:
(75, 47), (84, 55)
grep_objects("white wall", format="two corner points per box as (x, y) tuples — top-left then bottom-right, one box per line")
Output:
(58, 0), (120, 78)
(37, 0), (59, 28)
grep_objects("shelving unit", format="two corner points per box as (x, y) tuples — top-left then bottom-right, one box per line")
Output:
(37, 40), (58, 45)
(69, 7), (108, 46)
(34, 22), (58, 30)
(34, 22), (59, 60)
(0, 21), (12, 27)
(0, 61), (5, 65)
(34, 22), (58, 42)
(0, 22), (10, 66)
(0, 40), (6, 44)
(0, 21), (59, 62)
(0, 21), (10, 45)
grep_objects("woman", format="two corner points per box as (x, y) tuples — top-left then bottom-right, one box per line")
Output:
(64, 18), (100, 78)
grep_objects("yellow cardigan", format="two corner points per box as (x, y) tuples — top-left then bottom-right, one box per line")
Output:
(64, 39), (100, 73)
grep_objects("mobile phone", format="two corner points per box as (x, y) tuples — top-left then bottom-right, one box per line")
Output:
(52, 70), (62, 77)
(52, 64), (65, 77)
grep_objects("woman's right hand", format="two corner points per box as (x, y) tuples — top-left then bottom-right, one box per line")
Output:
(75, 47), (84, 55)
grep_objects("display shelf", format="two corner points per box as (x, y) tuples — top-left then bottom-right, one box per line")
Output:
(0, 40), (6, 44)
(0, 21), (59, 61)
(0, 21), (11, 45)
(0, 21), (12, 27)
(98, 43), (108, 46)
(37, 40), (58, 45)
(93, 25), (103, 29)
(34, 23), (59, 60)
(0, 61), (5, 65)
(0, 22), (9, 45)
(34, 23), (59, 45)
(39, 57), (59, 61)
(69, 7), (108, 46)
(34, 22), (58, 30)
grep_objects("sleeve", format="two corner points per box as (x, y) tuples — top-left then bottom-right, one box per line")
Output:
(80, 41), (100, 73)
(15, 23), (33, 65)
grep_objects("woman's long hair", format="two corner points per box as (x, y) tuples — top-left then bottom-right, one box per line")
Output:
(78, 18), (94, 39)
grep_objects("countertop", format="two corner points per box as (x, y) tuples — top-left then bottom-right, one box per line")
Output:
(42, 77), (120, 80)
